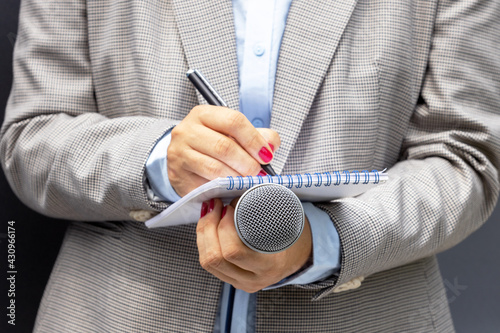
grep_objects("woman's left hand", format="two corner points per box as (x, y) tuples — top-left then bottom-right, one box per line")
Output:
(196, 198), (312, 293)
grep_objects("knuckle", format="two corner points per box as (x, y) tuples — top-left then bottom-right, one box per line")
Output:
(200, 251), (223, 270)
(196, 105), (216, 121)
(166, 143), (179, 161)
(228, 111), (246, 131)
(221, 246), (243, 262)
(256, 266), (274, 279)
(269, 129), (281, 145)
(171, 125), (181, 137)
(166, 142), (174, 156)
(196, 221), (206, 234)
(180, 155), (192, 170)
(245, 133), (261, 149)
(204, 159), (220, 179)
(191, 105), (204, 116)
(167, 166), (177, 183)
(214, 137), (233, 158)
(243, 161), (261, 177)
(171, 124), (187, 141)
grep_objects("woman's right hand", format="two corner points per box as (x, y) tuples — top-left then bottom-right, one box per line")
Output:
(167, 105), (281, 197)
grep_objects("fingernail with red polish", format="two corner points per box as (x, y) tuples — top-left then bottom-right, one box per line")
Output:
(208, 199), (215, 213)
(258, 147), (273, 163)
(258, 169), (267, 176)
(200, 201), (208, 218)
(221, 205), (228, 218)
(269, 143), (275, 152)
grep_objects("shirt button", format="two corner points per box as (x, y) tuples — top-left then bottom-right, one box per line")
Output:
(252, 118), (264, 127)
(253, 44), (265, 56)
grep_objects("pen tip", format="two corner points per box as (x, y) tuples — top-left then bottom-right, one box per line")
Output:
(262, 164), (277, 177)
(186, 69), (195, 77)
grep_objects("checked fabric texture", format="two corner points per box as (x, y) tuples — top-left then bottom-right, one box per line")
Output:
(1, 0), (500, 332)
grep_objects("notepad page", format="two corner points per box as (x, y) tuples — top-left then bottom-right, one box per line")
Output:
(146, 170), (388, 228)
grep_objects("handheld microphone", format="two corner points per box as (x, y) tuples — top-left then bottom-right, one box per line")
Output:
(234, 183), (305, 253)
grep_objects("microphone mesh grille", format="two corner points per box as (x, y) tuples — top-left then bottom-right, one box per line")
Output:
(235, 184), (304, 253)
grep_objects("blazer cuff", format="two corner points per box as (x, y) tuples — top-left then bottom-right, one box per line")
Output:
(264, 203), (341, 291)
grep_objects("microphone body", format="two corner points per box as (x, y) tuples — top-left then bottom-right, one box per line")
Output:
(234, 183), (305, 253)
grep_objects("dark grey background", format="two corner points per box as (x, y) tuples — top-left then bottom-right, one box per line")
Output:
(0, 1), (499, 332)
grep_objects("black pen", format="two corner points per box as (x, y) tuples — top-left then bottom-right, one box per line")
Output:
(186, 69), (276, 176)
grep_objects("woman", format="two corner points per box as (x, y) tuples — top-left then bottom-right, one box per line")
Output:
(2, 0), (499, 331)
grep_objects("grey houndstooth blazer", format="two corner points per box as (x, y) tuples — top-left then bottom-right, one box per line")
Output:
(2, 0), (500, 332)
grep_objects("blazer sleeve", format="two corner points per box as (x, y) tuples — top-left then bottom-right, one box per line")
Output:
(0, 0), (173, 221)
(303, 0), (500, 299)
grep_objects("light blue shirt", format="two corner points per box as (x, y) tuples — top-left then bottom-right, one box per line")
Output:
(146, 1), (341, 332)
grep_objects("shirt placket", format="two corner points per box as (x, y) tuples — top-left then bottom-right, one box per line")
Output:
(239, 0), (276, 128)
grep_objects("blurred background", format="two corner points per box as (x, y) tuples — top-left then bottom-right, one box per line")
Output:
(1, 0), (499, 332)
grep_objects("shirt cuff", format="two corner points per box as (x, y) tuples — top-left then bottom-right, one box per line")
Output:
(145, 129), (182, 203)
(264, 202), (341, 289)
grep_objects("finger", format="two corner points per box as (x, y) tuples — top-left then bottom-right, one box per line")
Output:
(230, 197), (240, 208)
(182, 149), (242, 180)
(195, 106), (275, 165)
(217, 204), (266, 272)
(197, 198), (224, 270)
(167, 169), (208, 197)
(196, 199), (255, 281)
(186, 125), (262, 177)
(256, 128), (281, 154)
(222, 201), (293, 278)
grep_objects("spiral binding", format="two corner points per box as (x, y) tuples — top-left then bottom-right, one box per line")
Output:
(246, 175), (254, 189)
(237, 176), (244, 190)
(314, 173), (322, 187)
(372, 169), (380, 184)
(353, 170), (360, 185)
(323, 172), (332, 186)
(227, 176), (234, 190)
(334, 171), (341, 186)
(295, 174), (303, 188)
(286, 174), (294, 188)
(343, 170), (350, 185)
(226, 170), (382, 190)
(363, 170), (369, 184)
(305, 173), (312, 188)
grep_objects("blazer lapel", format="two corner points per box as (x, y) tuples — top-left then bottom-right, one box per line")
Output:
(271, 0), (358, 173)
(172, 0), (240, 110)
(173, 0), (358, 173)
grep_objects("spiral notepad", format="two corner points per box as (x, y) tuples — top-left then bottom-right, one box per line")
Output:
(146, 170), (388, 228)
